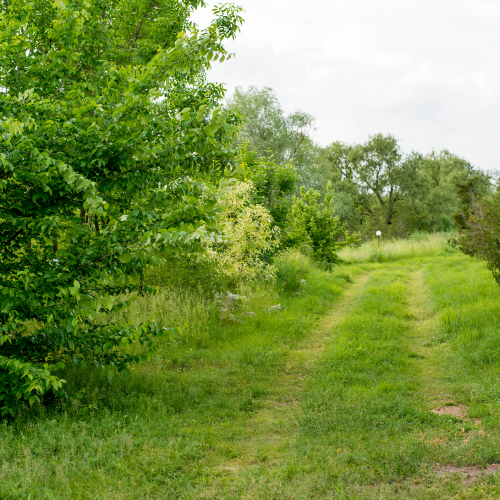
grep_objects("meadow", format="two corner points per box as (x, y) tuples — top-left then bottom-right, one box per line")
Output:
(2, 235), (500, 499)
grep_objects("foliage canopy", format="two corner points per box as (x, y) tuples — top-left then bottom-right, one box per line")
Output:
(0, 0), (243, 416)
(226, 86), (317, 169)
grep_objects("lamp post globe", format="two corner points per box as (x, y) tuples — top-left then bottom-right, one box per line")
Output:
(376, 230), (381, 248)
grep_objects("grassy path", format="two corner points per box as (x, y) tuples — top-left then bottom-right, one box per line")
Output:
(406, 270), (448, 405)
(200, 260), (500, 499)
(4, 251), (500, 499)
(195, 273), (373, 497)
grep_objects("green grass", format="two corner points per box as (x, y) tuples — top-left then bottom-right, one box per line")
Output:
(0, 266), (363, 499)
(4, 244), (500, 499)
(339, 232), (454, 263)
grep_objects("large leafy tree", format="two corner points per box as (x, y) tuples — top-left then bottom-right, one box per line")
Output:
(0, 0), (243, 416)
(323, 134), (422, 226)
(226, 86), (317, 168)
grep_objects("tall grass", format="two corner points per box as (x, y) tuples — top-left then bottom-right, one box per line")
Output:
(339, 232), (456, 263)
(106, 281), (281, 351)
(426, 255), (500, 368)
(274, 249), (313, 292)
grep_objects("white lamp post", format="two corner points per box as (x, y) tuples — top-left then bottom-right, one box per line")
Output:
(376, 230), (381, 248)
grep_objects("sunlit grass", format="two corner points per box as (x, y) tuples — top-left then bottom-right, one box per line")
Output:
(339, 232), (456, 263)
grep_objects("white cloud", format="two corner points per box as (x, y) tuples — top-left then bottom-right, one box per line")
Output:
(192, 0), (500, 170)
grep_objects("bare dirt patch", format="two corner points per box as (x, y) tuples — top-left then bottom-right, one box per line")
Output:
(433, 464), (500, 485)
(430, 404), (467, 419)
(429, 437), (447, 445)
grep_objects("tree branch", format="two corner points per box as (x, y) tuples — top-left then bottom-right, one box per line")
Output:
(288, 133), (305, 162)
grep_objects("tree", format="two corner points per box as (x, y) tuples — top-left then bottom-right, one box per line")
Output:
(226, 86), (317, 168)
(237, 146), (299, 231)
(420, 150), (490, 231)
(323, 134), (422, 226)
(453, 173), (493, 259)
(320, 135), (489, 237)
(0, 0), (243, 416)
(285, 186), (359, 264)
(454, 187), (500, 284)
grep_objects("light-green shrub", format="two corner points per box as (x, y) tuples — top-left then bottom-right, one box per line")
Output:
(206, 181), (279, 285)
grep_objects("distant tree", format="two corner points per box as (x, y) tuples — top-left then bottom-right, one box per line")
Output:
(226, 86), (317, 168)
(420, 150), (490, 231)
(323, 134), (423, 226)
(318, 135), (490, 237)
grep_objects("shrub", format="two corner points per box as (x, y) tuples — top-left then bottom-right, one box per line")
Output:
(206, 182), (279, 286)
(285, 185), (359, 264)
(274, 249), (313, 292)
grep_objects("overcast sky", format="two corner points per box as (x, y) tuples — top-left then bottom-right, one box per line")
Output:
(192, 0), (500, 171)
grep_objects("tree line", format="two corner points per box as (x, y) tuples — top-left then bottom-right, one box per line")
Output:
(228, 86), (492, 240)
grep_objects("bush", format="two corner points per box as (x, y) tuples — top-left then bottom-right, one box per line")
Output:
(285, 186), (359, 264)
(206, 182), (279, 286)
(274, 249), (313, 292)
